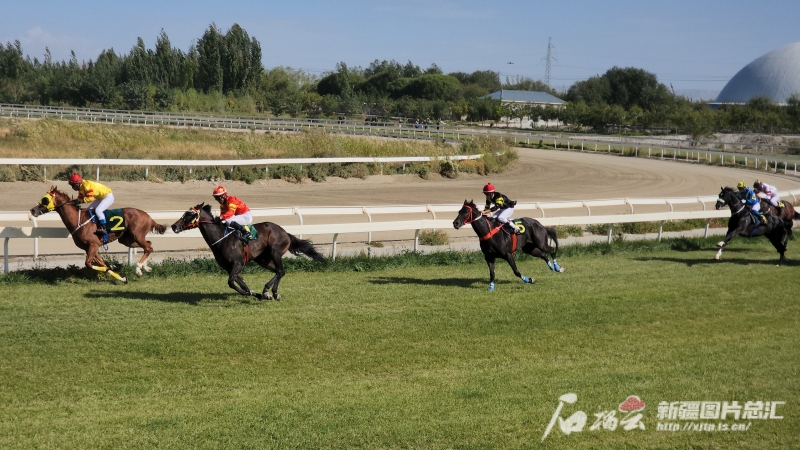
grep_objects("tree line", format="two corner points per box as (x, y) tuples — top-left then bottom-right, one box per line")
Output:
(1, 24), (799, 135)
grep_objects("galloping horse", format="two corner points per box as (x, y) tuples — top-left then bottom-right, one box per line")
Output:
(453, 200), (563, 291)
(714, 187), (793, 263)
(171, 203), (326, 300)
(758, 197), (800, 222)
(30, 186), (167, 283)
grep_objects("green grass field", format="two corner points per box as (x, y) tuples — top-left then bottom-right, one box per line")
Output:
(0, 239), (797, 449)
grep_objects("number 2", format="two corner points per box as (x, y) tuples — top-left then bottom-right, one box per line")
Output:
(109, 216), (124, 231)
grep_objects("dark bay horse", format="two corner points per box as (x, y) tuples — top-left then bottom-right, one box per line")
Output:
(453, 200), (563, 291)
(30, 186), (167, 283)
(758, 197), (800, 222)
(714, 187), (793, 263)
(171, 203), (326, 300)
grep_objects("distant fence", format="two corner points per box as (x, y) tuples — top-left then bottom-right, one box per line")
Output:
(3, 104), (799, 176)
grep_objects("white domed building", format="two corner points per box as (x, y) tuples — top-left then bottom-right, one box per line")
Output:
(715, 42), (800, 105)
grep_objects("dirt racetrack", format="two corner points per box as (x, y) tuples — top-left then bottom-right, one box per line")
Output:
(3, 147), (800, 264)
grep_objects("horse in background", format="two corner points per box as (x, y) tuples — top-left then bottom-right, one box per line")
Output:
(171, 203), (326, 300)
(29, 186), (167, 283)
(453, 200), (563, 291)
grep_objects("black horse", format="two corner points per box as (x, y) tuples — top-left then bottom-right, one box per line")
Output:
(171, 203), (326, 300)
(714, 187), (793, 263)
(453, 200), (563, 291)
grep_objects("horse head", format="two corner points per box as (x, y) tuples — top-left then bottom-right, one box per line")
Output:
(30, 186), (73, 217)
(453, 200), (480, 230)
(715, 187), (740, 211)
(171, 202), (206, 233)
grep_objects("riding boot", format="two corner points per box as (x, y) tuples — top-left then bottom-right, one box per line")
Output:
(95, 219), (108, 243)
(229, 221), (245, 233)
(507, 221), (521, 234)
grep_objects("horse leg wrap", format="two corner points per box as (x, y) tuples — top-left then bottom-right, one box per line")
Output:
(521, 276), (534, 284)
(488, 281), (495, 292)
(553, 260), (562, 272)
(135, 263), (143, 277)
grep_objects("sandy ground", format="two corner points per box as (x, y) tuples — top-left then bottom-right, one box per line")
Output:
(3, 147), (800, 267)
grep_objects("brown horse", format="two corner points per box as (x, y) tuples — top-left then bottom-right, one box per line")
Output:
(29, 186), (167, 283)
(759, 197), (800, 222)
(171, 203), (326, 300)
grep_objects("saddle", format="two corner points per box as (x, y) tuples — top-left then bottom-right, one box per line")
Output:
(231, 224), (258, 245)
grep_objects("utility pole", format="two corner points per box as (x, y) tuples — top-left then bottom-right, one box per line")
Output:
(543, 37), (556, 87)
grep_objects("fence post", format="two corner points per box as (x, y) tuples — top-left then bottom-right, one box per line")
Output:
(31, 217), (38, 258)
(704, 220), (710, 238)
(4, 237), (9, 274)
(331, 233), (339, 261)
(96, 166), (100, 181)
(607, 224), (613, 244)
(658, 221), (663, 242)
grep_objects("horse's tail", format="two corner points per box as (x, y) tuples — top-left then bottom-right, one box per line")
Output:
(546, 227), (559, 257)
(289, 235), (327, 263)
(151, 221), (168, 235)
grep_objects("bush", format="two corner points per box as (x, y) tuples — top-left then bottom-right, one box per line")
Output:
(438, 160), (459, 178)
(419, 229), (449, 246)
(0, 166), (16, 182)
(553, 225), (583, 238)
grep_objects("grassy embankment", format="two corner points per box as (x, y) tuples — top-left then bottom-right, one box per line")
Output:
(0, 118), (516, 183)
(0, 237), (797, 449)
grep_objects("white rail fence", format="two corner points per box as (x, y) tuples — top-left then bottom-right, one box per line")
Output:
(4, 190), (799, 273)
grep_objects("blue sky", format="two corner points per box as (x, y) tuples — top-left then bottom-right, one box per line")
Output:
(2, 0), (798, 99)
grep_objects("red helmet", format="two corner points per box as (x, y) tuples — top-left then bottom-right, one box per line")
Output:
(68, 173), (83, 184)
(212, 186), (227, 197)
(483, 183), (495, 194)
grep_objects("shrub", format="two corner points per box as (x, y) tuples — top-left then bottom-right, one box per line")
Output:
(0, 166), (16, 182)
(438, 160), (459, 178)
(419, 229), (449, 246)
(552, 225), (583, 238)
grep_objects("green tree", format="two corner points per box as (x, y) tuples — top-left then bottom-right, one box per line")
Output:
(196, 24), (224, 92)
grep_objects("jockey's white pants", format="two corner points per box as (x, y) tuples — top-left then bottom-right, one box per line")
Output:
(88, 194), (114, 221)
(225, 212), (253, 227)
(750, 202), (761, 213)
(492, 208), (514, 223)
(767, 194), (781, 207)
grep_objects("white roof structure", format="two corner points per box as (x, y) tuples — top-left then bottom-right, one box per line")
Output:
(715, 42), (800, 104)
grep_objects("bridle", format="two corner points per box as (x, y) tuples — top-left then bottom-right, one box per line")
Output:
(176, 207), (215, 231)
(459, 204), (488, 227)
(178, 207), (233, 246)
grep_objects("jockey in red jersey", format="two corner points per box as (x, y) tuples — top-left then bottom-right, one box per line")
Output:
(212, 186), (253, 234)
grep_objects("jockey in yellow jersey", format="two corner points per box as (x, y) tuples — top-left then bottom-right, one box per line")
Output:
(68, 173), (114, 240)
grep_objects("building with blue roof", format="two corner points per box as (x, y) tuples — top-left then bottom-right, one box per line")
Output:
(485, 90), (566, 107)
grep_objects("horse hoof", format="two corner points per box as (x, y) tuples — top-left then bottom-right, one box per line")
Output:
(143, 265), (152, 273)
(488, 282), (495, 292)
(120, 277), (127, 284)
(135, 269), (142, 277)
(262, 292), (273, 300)
(716, 241), (725, 248)
(274, 293), (281, 301)
(527, 278), (536, 284)
(714, 255), (721, 260)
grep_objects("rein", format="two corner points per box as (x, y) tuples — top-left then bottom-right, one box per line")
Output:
(462, 204), (518, 251)
(69, 208), (94, 236)
(181, 208), (233, 246)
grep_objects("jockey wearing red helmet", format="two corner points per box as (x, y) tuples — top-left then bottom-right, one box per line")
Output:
(212, 185), (252, 233)
(68, 172), (114, 240)
(482, 182), (520, 233)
